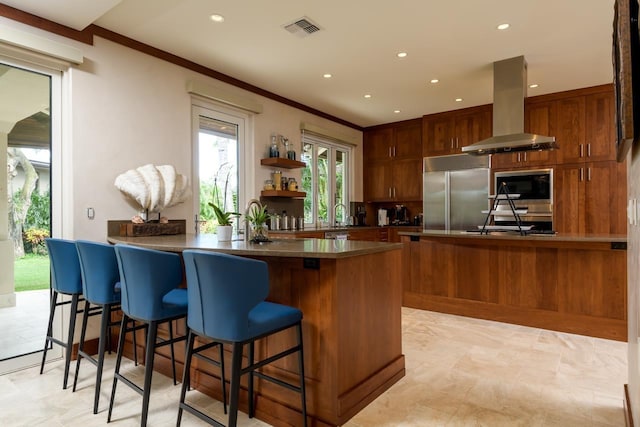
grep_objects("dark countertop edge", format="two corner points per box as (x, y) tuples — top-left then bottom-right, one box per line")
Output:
(106, 235), (403, 259)
(397, 230), (627, 243)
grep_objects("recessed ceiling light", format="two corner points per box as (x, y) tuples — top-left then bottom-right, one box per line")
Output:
(430, 79), (439, 84)
(529, 83), (539, 88)
(394, 110), (401, 113)
(455, 98), (463, 102)
(364, 94), (372, 98)
(323, 73), (332, 78)
(497, 23), (510, 30)
(210, 14), (225, 23)
(397, 52), (408, 58)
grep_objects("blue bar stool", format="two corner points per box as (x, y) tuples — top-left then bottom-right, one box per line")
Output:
(178, 250), (307, 427)
(40, 238), (87, 389)
(109, 244), (188, 427)
(73, 240), (138, 414)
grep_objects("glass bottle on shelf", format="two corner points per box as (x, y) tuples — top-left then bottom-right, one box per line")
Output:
(269, 134), (279, 158)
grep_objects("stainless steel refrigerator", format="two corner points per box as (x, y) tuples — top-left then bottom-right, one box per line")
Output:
(423, 154), (490, 230)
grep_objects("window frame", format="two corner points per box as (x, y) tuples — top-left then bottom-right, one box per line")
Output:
(191, 99), (251, 232)
(301, 131), (353, 227)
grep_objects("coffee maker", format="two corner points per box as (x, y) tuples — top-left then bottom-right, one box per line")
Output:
(393, 205), (410, 225)
(349, 202), (366, 226)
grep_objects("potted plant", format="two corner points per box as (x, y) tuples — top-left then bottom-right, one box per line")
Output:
(245, 203), (270, 243)
(208, 169), (239, 241)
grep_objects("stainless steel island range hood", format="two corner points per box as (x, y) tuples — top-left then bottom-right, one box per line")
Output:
(462, 56), (557, 155)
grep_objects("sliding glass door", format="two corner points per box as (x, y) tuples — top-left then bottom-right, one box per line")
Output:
(0, 61), (57, 374)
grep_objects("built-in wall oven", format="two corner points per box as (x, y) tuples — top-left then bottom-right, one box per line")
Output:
(493, 169), (553, 231)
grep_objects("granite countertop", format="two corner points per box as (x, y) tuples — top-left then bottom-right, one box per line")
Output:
(398, 229), (627, 243)
(107, 233), (403, 259)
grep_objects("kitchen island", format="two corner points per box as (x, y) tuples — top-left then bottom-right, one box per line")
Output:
(107, 234), (405, 427)
(399, 230), (627, 341)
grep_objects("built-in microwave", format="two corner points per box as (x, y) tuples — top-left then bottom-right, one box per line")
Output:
(493, 169), (553, 230)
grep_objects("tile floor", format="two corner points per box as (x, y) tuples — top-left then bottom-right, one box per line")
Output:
(0, 308), (627, 426)
(0, 290), (49, 360)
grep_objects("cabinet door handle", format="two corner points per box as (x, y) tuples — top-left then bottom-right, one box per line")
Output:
(517, 153), (521, 162)
(394, 187), (397, 198)
(587, 167), (591, 181)
(587, 143), (591, 157)
(456, 137), (459, 148)
(579, 167), (584, 182)
(393, 146), (396, 157)
(388, 147), (392, 158)
(388, 187), (392, 198)
(451, 138), (454, 149)
(523, 152), (527, 162)
(580, 144), (584, 158)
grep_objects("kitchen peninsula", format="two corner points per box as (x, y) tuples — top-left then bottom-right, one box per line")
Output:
(107, 233), (404, 427)
(399, 230), (627, 341)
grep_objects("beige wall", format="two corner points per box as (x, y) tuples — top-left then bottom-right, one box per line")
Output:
(69, 37), (362, 241)
(0, 17), (362, 242)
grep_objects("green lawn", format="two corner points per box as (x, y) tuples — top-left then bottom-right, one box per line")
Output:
(14, 254), (50, 292)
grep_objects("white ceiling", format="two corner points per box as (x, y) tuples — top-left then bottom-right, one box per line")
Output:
(2, 0), (616, 128)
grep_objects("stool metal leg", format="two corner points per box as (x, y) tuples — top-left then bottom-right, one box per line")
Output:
(297, 322), (308, 427)
(72, 300), (92, 392)
(168, 319), (177, 385)
(248, 341), (254, 418)
(93, 304), (112, 414)
(62, 294), (80, 389)
(40, 290), (58, 375)
(176, 330), (195, 427)
(108, 315), (129, 423)
(228, 342), (243, 427)
(141, 321), (158, 427)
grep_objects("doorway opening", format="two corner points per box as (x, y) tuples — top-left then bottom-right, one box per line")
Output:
(0, 61), (56, 374)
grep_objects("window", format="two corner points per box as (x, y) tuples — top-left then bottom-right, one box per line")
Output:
(192, 104), (247, 234)
(301, 131), (351, 227)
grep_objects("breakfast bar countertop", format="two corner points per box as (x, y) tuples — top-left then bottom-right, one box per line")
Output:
(107, 233), (403, 258)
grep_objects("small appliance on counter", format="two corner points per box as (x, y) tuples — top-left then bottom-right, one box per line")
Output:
(377, 208), (388, 226)
(349, 201), (366, 226)
(392, 205), (411, 225)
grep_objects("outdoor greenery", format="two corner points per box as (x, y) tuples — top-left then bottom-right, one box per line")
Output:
(13, 189), (50, 255)
(199, 164), (238, 233)
(14, 254), (49, 292)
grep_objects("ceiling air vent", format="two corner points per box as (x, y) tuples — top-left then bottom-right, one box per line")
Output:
(284, 17), (321, 37)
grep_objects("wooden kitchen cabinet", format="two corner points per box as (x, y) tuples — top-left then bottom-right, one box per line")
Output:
(584, 90), (616, 162)
(347, 228), (380, 241)
(422, 104), (492, 157)
(364, 119), (421, 161)
(402, 233), (627, 341)
(364, 119), (422, 202)
(554, 160), (626, 234)
(491, 100), (558, 168)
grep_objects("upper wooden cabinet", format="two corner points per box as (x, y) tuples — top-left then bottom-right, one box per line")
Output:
(364, 119), (422, 202)
(422, 105), (492, 157)
(492, 85), (616, 168)
(492, 98), (559, 168)
(364, 120), (422, 161)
